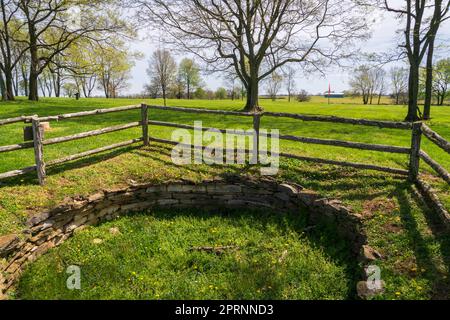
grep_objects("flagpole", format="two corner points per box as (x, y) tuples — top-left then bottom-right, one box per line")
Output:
(328, 83), (331, 105)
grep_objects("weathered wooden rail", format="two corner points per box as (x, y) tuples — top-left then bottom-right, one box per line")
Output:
(0, 103), (437, 185)
(0, 105), (143, 184)
(1, 104), (450, 227)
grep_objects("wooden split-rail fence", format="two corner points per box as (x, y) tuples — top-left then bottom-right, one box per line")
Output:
(0, 104), (449, 225)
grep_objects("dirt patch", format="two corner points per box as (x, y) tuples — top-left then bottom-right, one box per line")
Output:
(362, 198), (398, 219)
(393, 256), (419, 277)
(382, 222), (403, 234)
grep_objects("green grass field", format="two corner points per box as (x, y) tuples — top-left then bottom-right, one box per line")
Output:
(16, 208), (354, 300)
(1, 96), (450, 300)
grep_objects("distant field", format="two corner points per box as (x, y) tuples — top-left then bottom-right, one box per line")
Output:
(1, 96), (450, 300)
(1, 96), (450, 180)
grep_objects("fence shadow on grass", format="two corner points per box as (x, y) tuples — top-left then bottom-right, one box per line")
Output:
(0, 144), (142, 189)
(399, 185), (450, 299)
(132, 145), (257, 178)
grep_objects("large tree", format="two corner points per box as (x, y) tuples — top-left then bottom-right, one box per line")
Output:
(134, 0), (369, 112)
(0, 0), (28, 100)
(17, 0), (128, 101)
(383, 0), (450, 121)
(423, 0), (450, 119)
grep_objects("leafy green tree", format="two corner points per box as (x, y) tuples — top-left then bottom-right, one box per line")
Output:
(62, 82), (78, 98)
(178, 58), (201, 99)
(215, 87), (227, 100)
(17, 0), (130, 101)
(0, 3), (28, 101)
(433, 58), (450, 106)
(96, 40), (137, 98)
(194, 87), (206, 99)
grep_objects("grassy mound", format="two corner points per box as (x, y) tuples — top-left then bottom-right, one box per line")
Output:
(16, 208), (355, 300)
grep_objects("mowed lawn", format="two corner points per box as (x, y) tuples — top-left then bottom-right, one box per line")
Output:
(1, 96), (450, 300)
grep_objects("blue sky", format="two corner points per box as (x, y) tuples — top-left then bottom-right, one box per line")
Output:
(127, 7), (450, 96)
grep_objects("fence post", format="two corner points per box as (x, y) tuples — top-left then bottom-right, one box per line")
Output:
(409, 122), (423, 182)
(252, 113), (261, 164)
(141, 104), (149, 146)
(32, 117), (46, 186)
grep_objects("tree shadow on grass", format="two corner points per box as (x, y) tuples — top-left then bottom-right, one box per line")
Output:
(279, 162), (406, 200)
(92, 207), (359, 300)
(46, 145), (140, 176)
(395, 183), (450, 299)
(132, 147), (255, 178)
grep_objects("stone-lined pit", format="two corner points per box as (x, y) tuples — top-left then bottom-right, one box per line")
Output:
(0, 176), (382, 299)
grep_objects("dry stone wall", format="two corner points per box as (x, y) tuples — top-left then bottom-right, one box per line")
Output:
(0, 176), (381, 299)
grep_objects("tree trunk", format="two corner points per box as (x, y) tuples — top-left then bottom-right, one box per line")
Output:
(243, 79), (261, 112)
(405, 63), (420, 122)
(162, 86), (167, 106)
(363, 92), (368, 105)
(4, 70), (15, 100)
(28, 25), (39, 101)
(21, 65), (28, 97)
(0, 71), (6, 101)
(29, 71), (39, 101)
(423, 38), (435, 120)
(54, 72), (61, 97)
(187, 79), (191, 100)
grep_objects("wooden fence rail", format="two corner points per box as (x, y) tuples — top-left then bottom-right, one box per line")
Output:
(264, 112), (414, 130)
(0, 104), (448, 191)
(43, 122), (141, 146)
(1, 103), (450, 227)
(36, 105), (141, 122)
(422, 124), (450, 155)
(0, 115), (36, 126)
(420, 151), (450, 184)
(0, 141), (34, 154)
